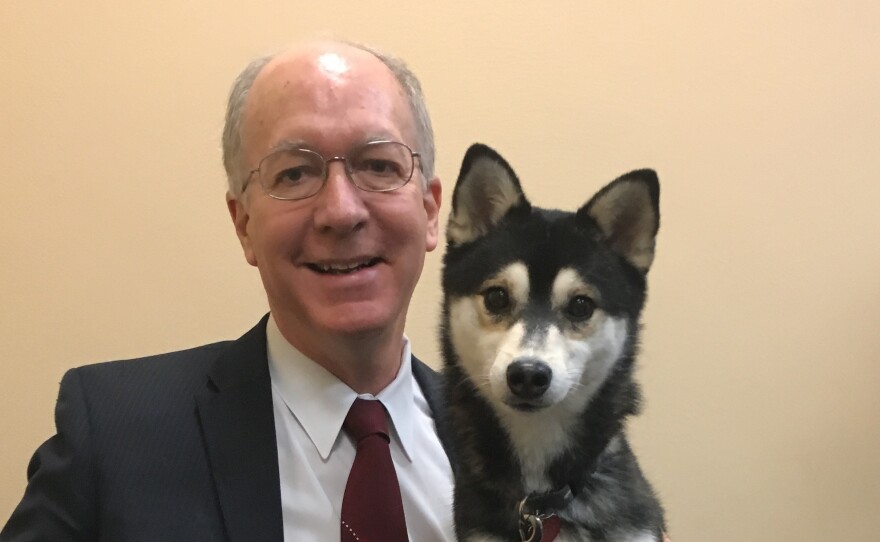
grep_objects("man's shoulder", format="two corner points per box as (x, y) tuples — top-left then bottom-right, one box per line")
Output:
(410, 354), (438, 374)
(67, 341), (234, 399)
(76, 341), (231, 375)
(411, 354), (442, 392)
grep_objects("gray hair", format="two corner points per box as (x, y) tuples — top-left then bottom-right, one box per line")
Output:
(221, 41), (436, 197)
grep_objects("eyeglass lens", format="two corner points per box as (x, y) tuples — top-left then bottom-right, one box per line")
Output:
(257, 141), (414, 200)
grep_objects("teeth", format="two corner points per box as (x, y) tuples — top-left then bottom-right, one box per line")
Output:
(321, 262), (361, 272)
(312, 259), (378, 274)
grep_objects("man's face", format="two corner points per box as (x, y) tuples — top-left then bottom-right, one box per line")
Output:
(228, 46), (441, 360)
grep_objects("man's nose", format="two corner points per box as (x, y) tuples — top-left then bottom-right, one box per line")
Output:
(312, 161), (369, 234)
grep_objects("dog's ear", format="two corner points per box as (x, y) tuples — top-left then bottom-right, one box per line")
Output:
(578, 169), (660, 273)
(447, 143), (530, 245)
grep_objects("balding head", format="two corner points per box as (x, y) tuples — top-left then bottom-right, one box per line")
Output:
(222, 42), (442, 388)
(222, 41), (435, 197)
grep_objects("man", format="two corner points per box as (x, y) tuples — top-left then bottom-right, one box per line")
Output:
(1, 40), (454, 541)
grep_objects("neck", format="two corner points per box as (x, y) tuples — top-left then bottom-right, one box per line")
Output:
(272, 313), (405, 395)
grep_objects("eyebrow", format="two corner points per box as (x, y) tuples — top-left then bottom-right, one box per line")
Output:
(265, 133), (401, 156)
(267, 139), (311, 154)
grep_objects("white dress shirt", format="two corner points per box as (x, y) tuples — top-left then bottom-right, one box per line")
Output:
(266, 315), (456, 542)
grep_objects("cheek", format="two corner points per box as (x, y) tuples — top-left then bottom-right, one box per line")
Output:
(449, 298), (534, 403)
(448, 299), (510, 396)
(379, 191), (430, 242)
(248, 209), (306, 259)
(559, 316), (630, 405)
(579, 316), (628, 379)
(487, 321), (527, 398)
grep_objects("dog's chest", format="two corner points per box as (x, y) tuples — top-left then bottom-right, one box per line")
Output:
(502, 412), (576, 491)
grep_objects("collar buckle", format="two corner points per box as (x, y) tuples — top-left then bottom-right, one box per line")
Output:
(517, 486), (574, 542)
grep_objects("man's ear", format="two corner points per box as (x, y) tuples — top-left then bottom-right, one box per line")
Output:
(226, 192), (257, 266)
(423, 176), (442, 252)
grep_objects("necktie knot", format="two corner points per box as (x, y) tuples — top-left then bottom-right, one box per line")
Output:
(343, 399), (389, 442)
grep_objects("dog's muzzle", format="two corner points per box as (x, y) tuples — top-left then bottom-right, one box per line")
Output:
(506, 358), (552, 408)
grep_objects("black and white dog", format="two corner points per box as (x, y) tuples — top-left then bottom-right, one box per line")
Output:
(440, 144), (666, 541)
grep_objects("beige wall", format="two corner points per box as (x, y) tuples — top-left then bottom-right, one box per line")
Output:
(2, 1), (879, 540)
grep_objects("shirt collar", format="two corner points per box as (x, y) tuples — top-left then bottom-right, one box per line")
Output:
(265, 314), (416, 462)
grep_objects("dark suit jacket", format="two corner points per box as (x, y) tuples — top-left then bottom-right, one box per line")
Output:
(1, 316), (452, 542)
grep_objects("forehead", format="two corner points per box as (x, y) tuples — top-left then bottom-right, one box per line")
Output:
(242, 46), (414, 161)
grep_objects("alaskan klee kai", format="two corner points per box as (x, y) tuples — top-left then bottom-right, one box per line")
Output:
(441, 144), (666, 541)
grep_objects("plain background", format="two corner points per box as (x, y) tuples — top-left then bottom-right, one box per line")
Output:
(2, 2), (879, 540)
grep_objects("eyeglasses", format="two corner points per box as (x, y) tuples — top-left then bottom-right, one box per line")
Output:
(245, 140), (421, 201)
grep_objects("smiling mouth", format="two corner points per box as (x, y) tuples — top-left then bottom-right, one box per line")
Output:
(306, 257), (383, 275)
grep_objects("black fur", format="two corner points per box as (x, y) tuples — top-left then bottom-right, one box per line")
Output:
(440, 144), (665, 541)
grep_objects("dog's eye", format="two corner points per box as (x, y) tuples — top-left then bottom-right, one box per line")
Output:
(565, 295), (595, 321)
(482, 286), (511, 314)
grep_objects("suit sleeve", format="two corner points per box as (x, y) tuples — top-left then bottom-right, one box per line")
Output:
(0, 369), (98, 541)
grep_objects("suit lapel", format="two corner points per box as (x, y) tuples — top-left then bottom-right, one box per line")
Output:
(194, 321), (452, 542)
(412, 356), (456, 464)
(196, 315), (283, 542)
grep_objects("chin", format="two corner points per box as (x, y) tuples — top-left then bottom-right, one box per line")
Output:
(316, 304), (402, 339)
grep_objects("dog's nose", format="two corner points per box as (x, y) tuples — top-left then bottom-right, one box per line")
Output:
(506, 359), (552, 399)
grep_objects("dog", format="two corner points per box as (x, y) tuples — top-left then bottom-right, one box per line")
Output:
(440, 143), (666, 541)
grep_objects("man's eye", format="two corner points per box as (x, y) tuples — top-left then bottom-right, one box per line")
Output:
(482, 286), (511, 315)
(565, 295), (595, 321)
(275, 166), (318, 185)
(358, 159), (401, 177)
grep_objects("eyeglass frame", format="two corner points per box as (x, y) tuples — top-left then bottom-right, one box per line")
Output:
(241, 139), (423, 201)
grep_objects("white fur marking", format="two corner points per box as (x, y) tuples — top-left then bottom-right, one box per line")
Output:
(551, 268), (584, 309)
(503, 262), (530, 310)
(449, 262), (630, 493)
(448, 263), (530, 407)
(623, 532), (659, 542)
(495, 317), (628, 491)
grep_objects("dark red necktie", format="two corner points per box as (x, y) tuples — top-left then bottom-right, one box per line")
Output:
(341, 399), (408, 542)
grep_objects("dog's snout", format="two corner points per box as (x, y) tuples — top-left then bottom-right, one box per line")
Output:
(506, 359), (552, 399)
